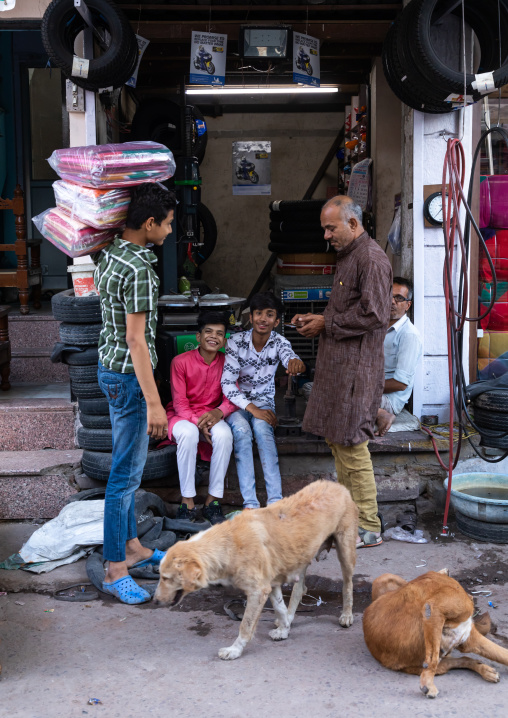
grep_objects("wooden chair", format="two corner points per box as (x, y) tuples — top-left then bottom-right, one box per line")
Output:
(0, 305), (11, 391)
(0, 184), (42, 314)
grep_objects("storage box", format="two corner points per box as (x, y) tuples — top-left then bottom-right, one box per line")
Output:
(67, 263), (98, 297)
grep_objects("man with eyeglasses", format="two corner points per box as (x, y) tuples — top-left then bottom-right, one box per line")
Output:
(376, 277), (422, 437)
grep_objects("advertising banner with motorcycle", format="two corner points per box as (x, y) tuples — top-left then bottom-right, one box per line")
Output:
(189, 31), (227, 86)
(232, 141), (271, 196)
(293, 33), (320, 87)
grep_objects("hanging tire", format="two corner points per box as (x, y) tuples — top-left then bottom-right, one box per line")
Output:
(270, 231), (326, 244)
(409, 0), (508, 101)
(131, 99), (208, 164)
(270, 200), (325, 212)
(71, 381), (103, 399)
(68, 364), (99, 383)
(51, 290), (101, 324)
(269, 220), (322, 233)
(268, 241), (331, 254)
(78, 427), (113, 452)
(63, 346), (99, 366)
(78, 397), (110, 416)
(41, 0), (138, 91)
(59, 322), (102, 346)
(178, 202), (218, 271)
(474, 390), (508, 413)
(455, 510), (508, 544)
(81, 445), (177, 482)
(79, 412), (111, 430)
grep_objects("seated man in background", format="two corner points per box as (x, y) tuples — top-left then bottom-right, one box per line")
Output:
(162, 310), (237, 524)
(376, 277), (422, 436)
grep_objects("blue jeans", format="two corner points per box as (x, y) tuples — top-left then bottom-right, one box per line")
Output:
(226, 406), (282, 509)
(98, 362), (149, 562)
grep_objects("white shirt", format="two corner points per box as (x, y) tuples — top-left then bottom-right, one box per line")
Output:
(221, 330), (300, 410)
(384, 315), (423, 414)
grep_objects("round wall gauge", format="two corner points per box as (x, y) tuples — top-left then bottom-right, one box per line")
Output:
(423, 191), (451, 226)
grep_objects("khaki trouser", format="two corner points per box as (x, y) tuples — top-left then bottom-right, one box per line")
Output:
(326, 439), (381, 533)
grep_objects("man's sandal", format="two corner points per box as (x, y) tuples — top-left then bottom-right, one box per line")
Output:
(102, 575), (151, 604)
(129, 548), (166, 570)
(357, 527), (383, 549)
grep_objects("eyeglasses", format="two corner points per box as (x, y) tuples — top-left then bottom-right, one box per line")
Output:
(392, 294), (410, 303)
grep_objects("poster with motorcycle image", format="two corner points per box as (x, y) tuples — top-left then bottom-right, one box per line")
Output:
(232, 141), (271, 196)
(189, 31), (227, 86)
(293, 33), (320, 87)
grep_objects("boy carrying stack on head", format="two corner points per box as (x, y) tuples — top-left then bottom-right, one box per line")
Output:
(162, 311), (237, 524)
(221, 292), (305, 509)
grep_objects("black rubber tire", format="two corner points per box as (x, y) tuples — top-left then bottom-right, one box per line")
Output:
(63, 346), (99, 366)
(41, 0), (138, 91)
(270, 231), (326, 244)
(269, 220), (322, 233)
(455, 510), (508, 544)
(474, 390), (508, 413)
(78, 397), (110, 416)
(78, 427), (113, 452)
(51, 290), (101, 324)
(82, 445), (177, 482)
(479, 432), (508, 449)
(473, 407), (508, 431)
(268, 241), (331, 254)
(135, 489), (169, 519)
(79, 412), (111, 430)
(409, 0), (508, 100)
(270, 200), (326, 212)
(131, 99), (208, 164)
(195, 203), (218, 265)
(59, 322), (102, 346)
(71, 381), (103, 399)
(68, 364), (99, 383)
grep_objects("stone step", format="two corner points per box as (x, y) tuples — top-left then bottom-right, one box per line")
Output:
(0, 449), (82, 519)
(0, 394), (76, 451)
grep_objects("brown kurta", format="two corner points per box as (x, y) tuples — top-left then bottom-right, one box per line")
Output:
(303, 231), (392, 446)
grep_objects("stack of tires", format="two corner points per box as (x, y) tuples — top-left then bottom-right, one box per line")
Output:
(51, 289), (177, 483)
(269, 200), (336, 275)
(473, 389), (508, 451)
(382, 0), (508, 114)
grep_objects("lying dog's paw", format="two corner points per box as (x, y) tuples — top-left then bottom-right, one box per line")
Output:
(339, 611), (354, 628)
(269, 627), (289, 641)
(420, 682), (438, 699)
(218, 645), (243, 661)
(479, 664), (500, 683)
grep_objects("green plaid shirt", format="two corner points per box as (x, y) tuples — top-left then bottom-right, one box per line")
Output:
(93, 237), (159, 373)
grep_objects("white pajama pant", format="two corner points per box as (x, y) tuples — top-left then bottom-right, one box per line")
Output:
(172, 419), (233, 499)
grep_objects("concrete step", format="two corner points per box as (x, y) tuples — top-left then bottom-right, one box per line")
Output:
(0, 390), (76, 451)
(8, 302), (68, 384)
(0, 449), (82, 519)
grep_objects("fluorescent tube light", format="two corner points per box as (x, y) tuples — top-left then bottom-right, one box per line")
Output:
(185, 86), (339, 95)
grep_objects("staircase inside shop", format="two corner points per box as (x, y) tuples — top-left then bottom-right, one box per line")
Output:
(0, 301), (81, 520)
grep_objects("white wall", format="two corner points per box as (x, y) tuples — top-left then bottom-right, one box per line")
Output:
(1, 0), (50, 19)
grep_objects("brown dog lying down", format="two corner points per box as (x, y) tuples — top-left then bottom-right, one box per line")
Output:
(154, 480), (358, 660)
(363, 569), (508, 698)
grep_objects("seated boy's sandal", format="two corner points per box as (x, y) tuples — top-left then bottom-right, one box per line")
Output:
(102, 575), (151, 604)
(202, 500), (226, 525)
(176, 503), (198, 522)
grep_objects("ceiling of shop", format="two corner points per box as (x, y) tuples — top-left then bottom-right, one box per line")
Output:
(118, 1), (402, 91)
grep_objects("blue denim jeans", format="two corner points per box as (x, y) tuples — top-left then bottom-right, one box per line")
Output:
(226, 406), (282, 509)
(98, 362), (149, 562)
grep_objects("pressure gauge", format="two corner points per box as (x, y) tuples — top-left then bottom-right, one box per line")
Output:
(423, 191), (448, 226)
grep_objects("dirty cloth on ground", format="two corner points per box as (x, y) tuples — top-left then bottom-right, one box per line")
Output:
(387, 408), (420, 433)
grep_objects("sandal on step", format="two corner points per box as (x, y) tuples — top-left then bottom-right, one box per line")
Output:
(129, 548), (166, 570)
(102, 575), (151, 604)
(357, 527), (383, 549)
(396, 511), (417, 535)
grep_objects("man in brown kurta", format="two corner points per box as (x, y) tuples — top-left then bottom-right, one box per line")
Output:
(292, 196), (392, 547)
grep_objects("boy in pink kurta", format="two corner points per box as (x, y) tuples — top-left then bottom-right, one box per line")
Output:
(163, 311), (236, 524)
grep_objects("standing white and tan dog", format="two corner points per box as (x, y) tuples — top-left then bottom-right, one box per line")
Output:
(154, 480), (358, 659)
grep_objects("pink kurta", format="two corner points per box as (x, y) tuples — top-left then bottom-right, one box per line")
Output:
(162, 349), (237, 461)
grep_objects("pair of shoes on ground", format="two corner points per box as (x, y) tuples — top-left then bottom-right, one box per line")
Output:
(177, 500), (226, 525)
(102, 548), (166, 605)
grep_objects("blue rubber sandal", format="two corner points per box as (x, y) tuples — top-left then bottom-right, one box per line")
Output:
(102, 575), (151, 604)
(129, 548), (166, 570)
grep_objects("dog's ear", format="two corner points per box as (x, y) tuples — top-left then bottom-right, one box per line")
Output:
(474, 611), (492, 636)
(437, 568), (450, 575)
(181, 559), (204, 592)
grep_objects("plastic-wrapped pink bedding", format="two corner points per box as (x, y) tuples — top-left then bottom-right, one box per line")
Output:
(47, 141), (176, 188)
(53, 180), (130, 229)
(32, 207), (116, 258)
